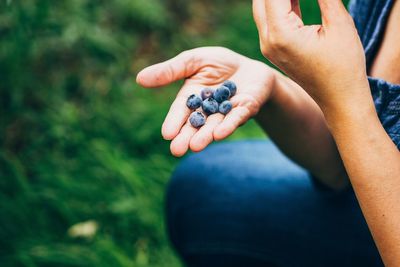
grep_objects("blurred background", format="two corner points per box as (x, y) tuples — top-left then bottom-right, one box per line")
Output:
(0, 1), (346, 266)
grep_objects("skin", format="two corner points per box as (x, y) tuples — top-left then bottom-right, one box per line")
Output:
(137, 47), (274, 157)
(136, 47), (347, 189)
(370, 0), (400, 84)
(137, 0), (400, 264)
(252, 0), (400, 265)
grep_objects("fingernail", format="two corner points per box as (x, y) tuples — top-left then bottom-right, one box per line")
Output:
(135, 71), (143, 85)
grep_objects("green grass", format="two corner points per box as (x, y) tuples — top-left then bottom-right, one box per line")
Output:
(0, 1), (347, 266)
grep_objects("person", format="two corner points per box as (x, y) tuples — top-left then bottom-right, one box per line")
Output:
(136, 0), (400, 266)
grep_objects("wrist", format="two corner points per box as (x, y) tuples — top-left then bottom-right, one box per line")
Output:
(264, 69), (291, 108)
(315, 74), (371, 114)
(323, 91), (379, 136)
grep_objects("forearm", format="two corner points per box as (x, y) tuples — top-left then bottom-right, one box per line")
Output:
(256, 71), (348, 189)
(325, 87), (400, 266)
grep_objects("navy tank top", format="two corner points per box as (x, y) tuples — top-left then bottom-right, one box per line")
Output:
(349, 0), (400, 148)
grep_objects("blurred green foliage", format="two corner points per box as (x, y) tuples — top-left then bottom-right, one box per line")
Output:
(0, 1), (346, 266)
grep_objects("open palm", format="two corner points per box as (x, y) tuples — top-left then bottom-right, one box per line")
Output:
(136, 47), (275, 156)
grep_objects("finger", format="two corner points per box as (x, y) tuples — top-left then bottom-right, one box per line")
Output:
(161, 95), (191, 140)
(161, 83), (201, 140)
(136, 50), (198, 88)
(317, 0), (348, 26)
(190, 113), (224, 152)
(264, 0), (292, 24)
(213, 106), (253, 141)
(253, 0), (269, 37)
(291, 0), (302, 18)
(170, 123), (198, 157)
(253, 0), (302, 37)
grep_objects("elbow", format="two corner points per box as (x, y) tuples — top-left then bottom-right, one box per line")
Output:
(313, 169), (351, 191)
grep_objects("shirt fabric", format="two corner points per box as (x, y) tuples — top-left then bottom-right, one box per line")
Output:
(349, 0), (400, 148)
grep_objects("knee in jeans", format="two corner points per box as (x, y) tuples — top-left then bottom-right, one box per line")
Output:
(165, 155), (221, 248)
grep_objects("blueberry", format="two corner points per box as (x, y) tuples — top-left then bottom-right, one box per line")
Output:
(202, 97), (219, 115)
(189, 111), (206, 128)
(213, 86), (230, 103)
(201, 88), (215, 100)
(219, 100), (233, 115)
(186, 94), (202, 110)
(222, 80), (237, 96)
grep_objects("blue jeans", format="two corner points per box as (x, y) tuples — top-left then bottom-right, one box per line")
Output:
(165, 140), (383, 267)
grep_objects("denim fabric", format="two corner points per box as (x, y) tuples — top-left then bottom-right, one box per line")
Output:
(166, 140), (383, 267)
(165, 1), (398, 266)
(349, 0), (400, 148)
(369, 78), (400, 147)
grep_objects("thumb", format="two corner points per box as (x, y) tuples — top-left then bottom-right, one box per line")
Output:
(136, 50), (197, 88)
(317, 0), (349, 26)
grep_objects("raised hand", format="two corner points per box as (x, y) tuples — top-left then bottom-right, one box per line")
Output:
(252, 0), (370, 114)
(136, 47), (275, 157)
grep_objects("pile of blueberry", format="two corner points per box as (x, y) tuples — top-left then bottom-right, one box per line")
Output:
(186, 80), (237, 128)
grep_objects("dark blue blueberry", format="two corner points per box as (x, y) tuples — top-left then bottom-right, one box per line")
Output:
(186, 94), (202, 110)
(202, 97), (219, 115)
(189, 111), (206, 128)
(219, 100), (233, 115)
(222, 80), (237, 96)
(201, 88), (215, 100)
(213, 86), (230, 103)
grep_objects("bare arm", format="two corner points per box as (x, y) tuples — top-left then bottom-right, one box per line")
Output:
(330, 2), (400, 264)
(256, 71), (348, 189)
(137, 46), (348, 189)
(370, 0), (400, 84)
(253, 0), (400, 264)
(327, 88), (400, 266)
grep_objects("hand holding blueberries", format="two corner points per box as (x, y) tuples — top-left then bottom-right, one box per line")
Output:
(136, 47), (275, 157)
